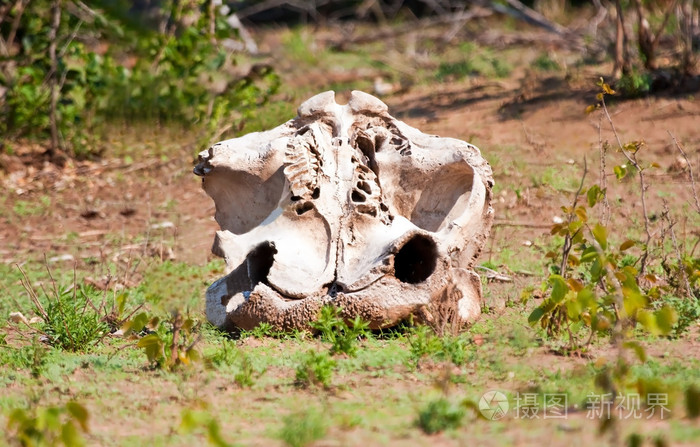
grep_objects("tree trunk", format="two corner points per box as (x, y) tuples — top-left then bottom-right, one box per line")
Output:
(612, 0), (630, 79)
(632, 0), (656, 70)
(48, 0), (61, 156)
(679, 0), (696, 75)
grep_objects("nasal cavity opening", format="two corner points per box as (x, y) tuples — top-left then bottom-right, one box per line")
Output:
(296, 202), (314, 215)
(247, 241), (277, 286)
(394, 235), (437, 284)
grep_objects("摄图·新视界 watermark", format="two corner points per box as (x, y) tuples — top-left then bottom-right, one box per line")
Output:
(478, 390), (671, 421)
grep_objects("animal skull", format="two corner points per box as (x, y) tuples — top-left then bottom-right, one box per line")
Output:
(194, 91), (494, 331)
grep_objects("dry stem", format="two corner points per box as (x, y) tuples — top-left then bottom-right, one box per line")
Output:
(668, 130), (700, 214)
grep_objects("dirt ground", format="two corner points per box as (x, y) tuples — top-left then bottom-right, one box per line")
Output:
(1, 22), (699, 447)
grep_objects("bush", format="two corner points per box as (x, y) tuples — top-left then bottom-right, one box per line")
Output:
(310, 305), (370, 357)
(0, 1), (278, 158)
(416, 398), (464, 434)
(0, 338), (48, 378)
(6, 401), (90, 447)
(295, 350), (336, 389)
(39, 285), (110, 352)
(407, 325), (471, 366)
(128, 310), (202, 370)
(277, 408), (327, 447)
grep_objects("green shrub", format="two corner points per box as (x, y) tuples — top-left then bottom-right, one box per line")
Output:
(407, 325), (471, 366)
(616, 70), (653, 97)
(241, 322), (279, 339)
(179, 408), (232, 447)
(533, 53), (560, 71)
(0, 339), (48, 378)
(129, 311), (202, 370)
(436, 44), (511, 82)
(416, 398), (465, 434)
(295, 350), (336, 389)
(277, 408), (327, 447)
(310, 305), (370, 357)
(233, 354), (261, 388)
(0, 1), (278, 158)
(203, 339), (261, 386)
(6, 401), (90, 447)
(656, 295), (700, 337)
(39, 285), (110, 353)
(206, 339), (238, 368)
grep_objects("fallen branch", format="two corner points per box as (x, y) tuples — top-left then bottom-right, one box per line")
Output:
(668, 130), (700, 214)
(476, 265), (513, 282)
(321, 8), (493, 49)
(478, 0), (567, 35)
(492, 220), (551, 229)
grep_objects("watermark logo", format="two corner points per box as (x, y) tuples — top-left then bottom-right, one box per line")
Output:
(479, 390), (509, 420)
(475, 391), (670, 421)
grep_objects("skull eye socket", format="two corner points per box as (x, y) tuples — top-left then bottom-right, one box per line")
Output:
(394, 235), (437, 284)
(247, 242), (277, 287)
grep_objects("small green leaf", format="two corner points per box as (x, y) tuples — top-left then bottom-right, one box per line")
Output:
(182, 318), (195, 333)
(587, 185), (603, 207)
(66, 402), (89, 432)
(685, 385), (700, 419)
(637, 309), (659, 335)
(614, 165), (628, 180)
(592, 223), (608, 250)
(138, 334), (164, 363)
(622, 286), (646, 317)
(619, 240), (636, 251)
(116, 293), (128, 316)
(575, 206), (587, 222)
(566, 299), (582, 320)
(623, 341), (647, 362)
(528, 307), (545, 326)
(122, 312), (149, 335)
(580, 247), (598, 264)
(207, 419), (232, 447)
(654, 305), (677, 336)
(61, 420), (84, 447)
(549, 275), (568, 302)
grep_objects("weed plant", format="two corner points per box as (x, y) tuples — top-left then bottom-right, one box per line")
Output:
(311, 305), (370, 357)
(277, 408), (327, 447)
(416, 398), (465, 434)
(6, 401), (89, 447)
(295, 350), (336, 389)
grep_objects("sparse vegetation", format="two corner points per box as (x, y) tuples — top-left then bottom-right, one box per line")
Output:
(277, 407), (327, 447)
(294, 349), (336, 389)
(310, 305), (370, 357)
(416, 398), (465, 434)
(132, 310), (202, 370)
(6, 401), (90, 447)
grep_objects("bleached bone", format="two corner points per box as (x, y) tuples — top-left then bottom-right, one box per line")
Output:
(194, 91), (494, 331)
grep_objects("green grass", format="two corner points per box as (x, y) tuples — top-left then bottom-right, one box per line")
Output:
(277, 407), (327, 447)
(533, 53), (560, 72)
(1, 292), (698, 446)
(1, 225), (696, 446)
(436, 43), (512, 82)
(12, 196), (51, 217)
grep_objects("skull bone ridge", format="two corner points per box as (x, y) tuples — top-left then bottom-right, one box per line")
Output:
(194, 90), (494, 331)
